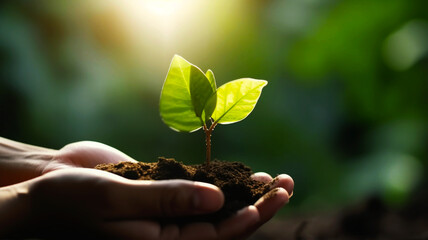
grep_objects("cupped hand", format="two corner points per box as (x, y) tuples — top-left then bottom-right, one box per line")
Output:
(25, 168), (293, 240)
(27, 141), (294, 239)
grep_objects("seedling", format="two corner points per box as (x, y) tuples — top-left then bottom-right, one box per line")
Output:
(160, 55), (267, 164)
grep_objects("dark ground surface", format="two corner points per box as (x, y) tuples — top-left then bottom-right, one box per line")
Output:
(250, 190), (428, 240)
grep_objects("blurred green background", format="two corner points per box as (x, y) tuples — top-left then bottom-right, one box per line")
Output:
(1, 0), (427, 216)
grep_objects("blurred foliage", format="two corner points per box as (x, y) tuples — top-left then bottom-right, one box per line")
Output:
(1, 0), (427, 215)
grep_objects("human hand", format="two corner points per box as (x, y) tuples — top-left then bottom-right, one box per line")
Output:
(1, 139), (294, 239)
(20, 167), (293, 240)
(53, 142), (295, 238)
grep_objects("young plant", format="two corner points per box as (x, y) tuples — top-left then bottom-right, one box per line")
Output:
(160, 55), (267, 164)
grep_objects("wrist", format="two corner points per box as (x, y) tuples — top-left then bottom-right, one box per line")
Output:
(0, 137), (57, 186)
(0, 181), (32, 237)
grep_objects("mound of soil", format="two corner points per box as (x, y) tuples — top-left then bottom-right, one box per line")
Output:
(95, 157), (270, 223)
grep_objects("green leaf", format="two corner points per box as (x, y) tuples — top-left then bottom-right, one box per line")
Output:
(160, 55), (215, 132)
(211, 79), (267, 124)
(189, 65), (214, 120)
(202, 69), (217, 123)
(159, 55), (200, 132)
(206, 69), (216, 91)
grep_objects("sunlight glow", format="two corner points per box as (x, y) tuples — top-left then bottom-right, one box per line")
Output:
(142, 0), (182, 17)
(80, 0), (246, 89)
(115, 0), (198, 49)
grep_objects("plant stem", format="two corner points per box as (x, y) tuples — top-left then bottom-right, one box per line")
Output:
(203, 122), (217, 165)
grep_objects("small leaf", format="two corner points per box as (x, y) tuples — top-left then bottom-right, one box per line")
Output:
(160, 55), (202, 132)
(202, 91), (217, 124)
(211, 79), (267, 124)
(206, 69), (216, 92)
(160, 55), (216, 132)
(189, 65), (214, 120)
(202, 69), (217, 123)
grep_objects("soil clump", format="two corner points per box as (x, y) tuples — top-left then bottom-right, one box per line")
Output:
(95, 157), (270, 223)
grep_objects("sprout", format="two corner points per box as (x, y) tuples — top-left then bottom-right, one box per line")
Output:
(160, 55), (267, 164)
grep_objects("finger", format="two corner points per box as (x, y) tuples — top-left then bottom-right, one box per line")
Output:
(108, 180), (224, 219)
(269, 174), (294, 197)
(217, 206), (260, 240)
(251, 172), (272, 183)
(102, 222), (218, 240)
(239, 187), (289, 239)
(99, 220), (161, 240)
(160, 224), (180, 240)
(180, 223), (217, 240)
(254, 187), (289, 224)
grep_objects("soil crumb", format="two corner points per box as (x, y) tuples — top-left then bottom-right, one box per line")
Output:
(95, 157), (270, 223)
(264, 188), (279, 201)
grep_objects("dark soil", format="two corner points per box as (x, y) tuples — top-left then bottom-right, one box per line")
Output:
(95, 157), (270, 223)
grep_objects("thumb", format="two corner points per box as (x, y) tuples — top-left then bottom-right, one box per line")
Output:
(109, 179), (224, 219)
